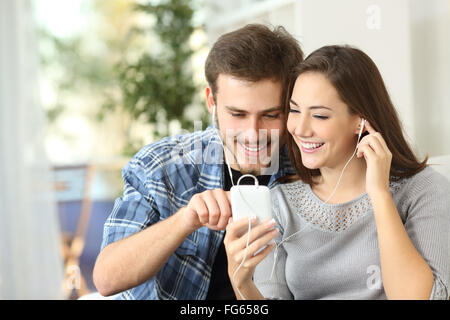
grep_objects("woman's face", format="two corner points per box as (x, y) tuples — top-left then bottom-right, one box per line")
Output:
(287, 72), (361, 170)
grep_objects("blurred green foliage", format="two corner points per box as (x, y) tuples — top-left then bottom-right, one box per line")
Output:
(112, 0), (200, 139)
(39, 0), (207, 157)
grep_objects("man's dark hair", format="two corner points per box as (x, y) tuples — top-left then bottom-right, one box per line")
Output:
(205, 24), (304, 103)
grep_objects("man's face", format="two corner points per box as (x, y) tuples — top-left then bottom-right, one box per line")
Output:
(206, 74), (286, 175)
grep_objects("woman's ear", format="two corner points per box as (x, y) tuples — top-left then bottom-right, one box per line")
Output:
(358, 118), (365, 137)
(355, 118), (365, 136)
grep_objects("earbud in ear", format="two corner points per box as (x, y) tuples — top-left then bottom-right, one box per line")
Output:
(211, 104), (217, 126)
(358, 118), (365, 141)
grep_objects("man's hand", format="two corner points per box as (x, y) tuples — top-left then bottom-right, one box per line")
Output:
(182, 189), (232, 232)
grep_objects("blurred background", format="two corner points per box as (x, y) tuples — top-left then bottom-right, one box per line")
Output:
(0, 0), (449, 299)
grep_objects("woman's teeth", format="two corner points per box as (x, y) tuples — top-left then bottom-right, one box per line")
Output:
(302, 142), (324, 150)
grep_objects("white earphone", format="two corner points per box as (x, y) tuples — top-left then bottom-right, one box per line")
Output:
(323, 117), (365, 203)
(358, 118), (366, 142)
(211, 104), (237, 187)
(211, 103), (259, 299)
(211, 104), (216, 126)
(270, 117), (368, 280)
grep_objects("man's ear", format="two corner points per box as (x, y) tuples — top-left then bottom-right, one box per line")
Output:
(205, 87), (215, 115)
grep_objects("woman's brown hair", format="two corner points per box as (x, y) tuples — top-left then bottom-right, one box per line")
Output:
(284, 45), (427, 185)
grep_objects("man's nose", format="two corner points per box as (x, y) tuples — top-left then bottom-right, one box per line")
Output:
(242, 117), (260, 143)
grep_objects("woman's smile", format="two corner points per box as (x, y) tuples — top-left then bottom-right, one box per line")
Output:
(299, 140), (325, 153)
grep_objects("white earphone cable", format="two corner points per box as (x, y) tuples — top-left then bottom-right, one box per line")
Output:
(212, 105), (258, 300)
(232, 216), (252, 300)
(323, 118), (365, 204)
(270, 119), (365, 280)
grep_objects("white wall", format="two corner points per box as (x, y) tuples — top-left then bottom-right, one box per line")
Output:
(205, 0), (298, 42)
(409, 0), (450, 158)
(298, 0), (415, 147)
(205, 0), (450, 158)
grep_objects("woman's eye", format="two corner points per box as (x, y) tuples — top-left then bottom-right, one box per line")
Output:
(314, 115), (329, 120)
(289, 108), (300, 113)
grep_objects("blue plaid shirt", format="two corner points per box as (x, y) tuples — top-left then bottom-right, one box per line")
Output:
(101, 126), (294, 300)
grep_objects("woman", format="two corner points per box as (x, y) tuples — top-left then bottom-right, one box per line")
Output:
(224, 45), (450, 300)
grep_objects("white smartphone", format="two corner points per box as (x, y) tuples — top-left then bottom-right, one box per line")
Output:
(230, 184), (273, 228)
(230, 184), (275, 251)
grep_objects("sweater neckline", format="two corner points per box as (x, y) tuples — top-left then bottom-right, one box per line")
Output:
(280, 177), (409, 233)
(305, 183), (369, 207)
(281, 181), (372, 232)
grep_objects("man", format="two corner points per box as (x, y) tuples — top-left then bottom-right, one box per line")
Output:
(93, 24), (303, 300)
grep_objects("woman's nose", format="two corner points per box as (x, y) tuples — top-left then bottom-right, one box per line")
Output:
(292, 115), (313, 138)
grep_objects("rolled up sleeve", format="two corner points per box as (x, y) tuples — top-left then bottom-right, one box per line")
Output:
(101, 165), (159, 250)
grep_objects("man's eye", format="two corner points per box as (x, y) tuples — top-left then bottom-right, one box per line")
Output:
(264, 113), (280, 119)
(231, 113), (245, 117)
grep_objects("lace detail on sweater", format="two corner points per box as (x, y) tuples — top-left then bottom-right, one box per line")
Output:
(281, 178), (409, 233)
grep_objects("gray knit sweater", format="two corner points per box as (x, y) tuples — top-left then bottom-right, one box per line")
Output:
(254, 166), (450, 299)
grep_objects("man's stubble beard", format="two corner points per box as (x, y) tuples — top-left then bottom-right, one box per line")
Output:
(216, 118), (284, 176)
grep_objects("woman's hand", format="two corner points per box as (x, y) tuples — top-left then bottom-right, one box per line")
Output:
(356, 120), (392, 197)
(224, 216), (278, 293)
